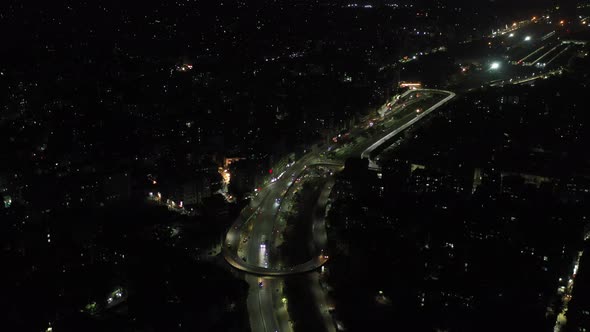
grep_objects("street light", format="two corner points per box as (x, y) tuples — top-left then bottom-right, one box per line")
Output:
(490, 62), (501, 70)
(524, 36), (532, 41)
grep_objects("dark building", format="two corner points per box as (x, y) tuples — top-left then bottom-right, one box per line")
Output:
(334, 158), (382, 200)
(381, 158), (412, 197)
(554, 0), (577, 19)
(228, 158), (270, 198)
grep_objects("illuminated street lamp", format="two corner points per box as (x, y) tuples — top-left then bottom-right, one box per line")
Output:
(490, 62), (501, 70)
(524, 36), (532, 41)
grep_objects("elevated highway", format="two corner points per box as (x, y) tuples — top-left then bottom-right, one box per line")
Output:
(224, 89), (455, 276)
(223, 88), (455, 332)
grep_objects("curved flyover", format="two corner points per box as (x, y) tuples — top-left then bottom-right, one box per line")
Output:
(223, 163), (339, 276)
(224, 89), (455, 276)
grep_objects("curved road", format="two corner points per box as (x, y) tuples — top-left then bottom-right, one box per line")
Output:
(224, 89), (455, 276)
(223, 89), (455, 332)
(223, 158), (334, 276)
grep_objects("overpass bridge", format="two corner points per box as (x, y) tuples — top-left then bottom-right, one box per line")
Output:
(362, 89), (456, 170)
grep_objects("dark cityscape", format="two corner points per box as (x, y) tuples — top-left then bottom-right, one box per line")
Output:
(2, 0), (590, 331)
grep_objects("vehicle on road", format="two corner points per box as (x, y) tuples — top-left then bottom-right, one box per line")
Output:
(260, 235), (267, 248)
